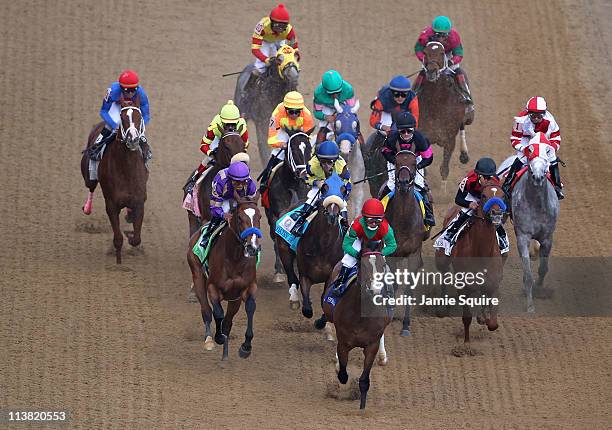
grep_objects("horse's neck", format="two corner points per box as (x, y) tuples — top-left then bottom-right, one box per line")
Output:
(391, 188), (419, 227)
(521, 177), (555, 212)
(107, 136), (140, 167)
(308, 210), (341, 246)
(221, 218), (247, 261)
(465, 219), (498, 256)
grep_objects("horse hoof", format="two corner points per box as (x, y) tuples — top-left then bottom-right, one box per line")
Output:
(273, 273), (286, 284)
(215, 334), (226, 345)
(238, 344), (252, 358)
(459, 151), (470, 164)
(377, 356), (388, 366)
(400, 329), (411, 337)
(314, 317), (326, 330)
(337, 369), (348, 385)
(187, 287), (198, 303)
(527, 305), (536, 314)
(289, 301), (300, 310)
(203, 336), (215, 351)
(302, 307), (313, 319)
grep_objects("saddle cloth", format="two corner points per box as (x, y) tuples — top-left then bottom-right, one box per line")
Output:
(323, 270), (359, 309)
(380, 189), (429, 232)
(275, 204), (319, 252)
(192, 220), (227, 277)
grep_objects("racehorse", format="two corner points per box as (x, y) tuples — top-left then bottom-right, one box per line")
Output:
(183, 131), (246, 237)
(435, 178), (506, 352)
(80, 97), (148, 264)
(235, 45), (299, 163)
(186, 191), (262, 360)
(322, 241), (392, 409)
(263, 131), (311, 283)
(276, 173), (346, 319)
(498, 141), (560, 313)
(362, 131), (388, 198)
(418, 41), (472, 191)
(331, 99), (366, 219)
(385, 150), (427, 336)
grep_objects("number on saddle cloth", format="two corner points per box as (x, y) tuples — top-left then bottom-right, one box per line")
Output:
(192, 220), (227, 269)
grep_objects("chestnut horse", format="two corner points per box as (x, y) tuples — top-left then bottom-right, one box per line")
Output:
(184, 131), (246, 237)
(435, 178), (507, 352)
(418, 41), (472, 191)
(80, 98), (148, 264)
(322, 241), (393, 409)
(187, 192), (262, 360)
(385, 150), (426, 336)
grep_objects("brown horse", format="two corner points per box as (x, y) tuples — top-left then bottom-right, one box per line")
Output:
(276, 193), (345, 319)
(184, 130), (246, 236)
(80, 98), (148, 264)
(187, 192), (262, 360)
(385, 150), (426, 336)
(322, 242), (393, 409)
(418, 41), (472, 191)
(435, 179), (507, 352)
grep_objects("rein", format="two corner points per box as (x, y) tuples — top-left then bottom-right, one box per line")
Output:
(119, 106), (145, 146)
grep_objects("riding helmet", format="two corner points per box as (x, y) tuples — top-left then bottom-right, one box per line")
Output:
(270, 4), (290, 23)
(322, 70), (343, 94)
(283, 91), (305, 110)
(118, 70), (139, 88)
(389, 75), (411, 92)
(362, 198), (385, 219)
(474, 157), (497, 176)
(432, 16), (452, 33)
(317, 140), (340, 160)
(526, 96), (547, 113)
(227, 161), (250, 181)
(396, 111), (417, 129)
(220, 100), (241, 124)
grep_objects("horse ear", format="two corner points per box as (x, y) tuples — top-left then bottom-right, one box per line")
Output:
(333, 98), (343, 113)
(252, 190), (260, 203)
(133, 93), (141, 106)
(350, 99), (360, 114)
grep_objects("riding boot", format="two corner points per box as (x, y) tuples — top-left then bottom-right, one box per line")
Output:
(290, 203), (315, 236)
(549, 163), (564, 200)
(420, 190), (436, 227)
(200, 216), (223, 250)
(94, 126), (113, 147)
(502, 158), (524, 198)
(412, 71), (426, 95)
(496, 225), (510, 253)
(259, 156), (281, 192)
(443, 211), (471, 242)
(455, 71), (474, 110)
(331, 265), (352, 297)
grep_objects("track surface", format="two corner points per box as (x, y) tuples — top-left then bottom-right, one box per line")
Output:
(2, 0), (611, 428)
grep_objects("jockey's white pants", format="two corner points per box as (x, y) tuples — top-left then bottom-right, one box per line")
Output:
(386, 161), (426, 190)
(341, 238), (361, 267)
(317, 105), (336, 129)
(254, 41), (284, 73)
(208, 136), (221, 153)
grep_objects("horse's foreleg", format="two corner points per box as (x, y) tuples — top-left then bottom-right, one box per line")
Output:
(459, 126), (469, 164)
(127, 202), (144, 247)
(462, 304), (472, 343)
(81, 154), (97, 214)
(336, 342), (350, 385)
(210, 290), (225, 345)
(239, 294), (256, 359)
(188, 212), (201, 238)
(536, 238), (553, 291)
(277, 239), (300, 309)
(359, 342), (379, 409)
(440, 137), (456, 191)
(221, 299), (241, 361)
(299, 275), (314, 319)
(189, 257), (214, 350)
(517, 233), (535, 313)
(272, 237), (286, 283)
(105, 200), (123, 264)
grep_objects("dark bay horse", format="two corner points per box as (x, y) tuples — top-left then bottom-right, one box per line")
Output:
(276, 174), (347, 319)
(322, 243), (392, 409)
(235, 45), (299, 163)
(184, 131), (246, 236)
(385, 150), (426, 336)
(435, 179), (507, 353)
(264, 131), (311, 282)
(187, 192), (262, 360)
(362, 131), (388, 198)
(418, 41), (472, 191)
(80, 98), (148, 264)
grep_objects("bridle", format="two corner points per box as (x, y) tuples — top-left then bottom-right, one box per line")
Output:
(286, 132), (309, 177)
(395, 150), (416, 191)
(119, 106), (145, 151)
(475, 183), (507, 225)
(227, 201), (263, 258)
(422, 41), (452, 81)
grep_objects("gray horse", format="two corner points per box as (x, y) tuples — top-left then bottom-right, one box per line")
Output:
(498, 144), (560, 313)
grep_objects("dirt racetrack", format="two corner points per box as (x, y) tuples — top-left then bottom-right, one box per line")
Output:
(2, 0), (612, 428)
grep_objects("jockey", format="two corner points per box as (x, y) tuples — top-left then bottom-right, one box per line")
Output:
(245, 4), (299, 90)
(97, 70), (151, 153)
(313, 70), (361, 144)
(369, 75), (419, 133)
(259, 91), (315, 192)
(380, 111), (435, 226)
(412, 16), (474, 109)
(290, 140), (351, 235)
(330, 198), (397, 296)
(437, 158), (509, 253)
(200, 161), (257, 250)
(502, 96), (564, 199)
(198, 100), (249, 172)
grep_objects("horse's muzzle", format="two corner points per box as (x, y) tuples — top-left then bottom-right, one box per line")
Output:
(489, 212), (503, 226)
(244, 242), (261, 258)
